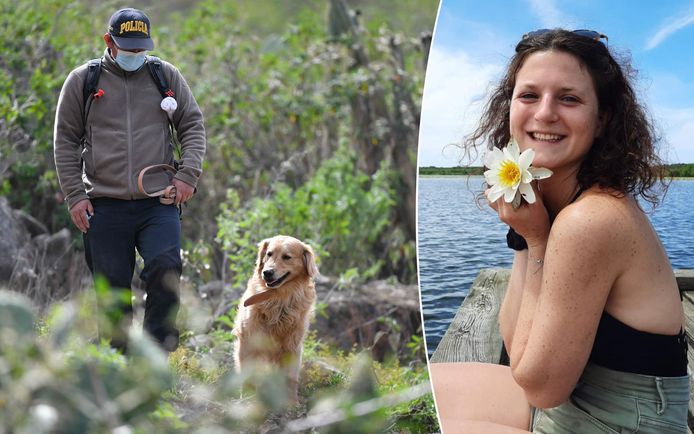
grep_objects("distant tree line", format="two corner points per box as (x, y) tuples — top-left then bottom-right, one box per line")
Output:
(665, 163), (694, 178)
(418, 166), (484, 175)
(420, 164), (694, 177)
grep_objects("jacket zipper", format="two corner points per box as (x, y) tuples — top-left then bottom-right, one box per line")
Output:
(125, 72), (133, 199)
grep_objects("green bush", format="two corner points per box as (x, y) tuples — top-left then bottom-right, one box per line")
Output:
(3, 0), (426, 285)
(0, 291), (172, 434)
(0, 290), (436, 433)
(216, 145), (415, 288)
(0, 0), (96, 229)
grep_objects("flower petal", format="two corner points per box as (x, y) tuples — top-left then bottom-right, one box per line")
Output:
(506, 139), (520, 160)
(484, 169), (499, 185)
(486, 147), (505, 169)
(503, 185), (518, 203)
(483, 150), (496, 168)
(519, 182), (536, 203)
(487, 184), (506, 202)
(530, 167), (553, 180)
(502, 146), (516, 163)
(521, 169), (533, 184)
(518, 148), (534, 170)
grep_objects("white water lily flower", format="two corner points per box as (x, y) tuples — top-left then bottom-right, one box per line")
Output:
(484, 139), (553, 208)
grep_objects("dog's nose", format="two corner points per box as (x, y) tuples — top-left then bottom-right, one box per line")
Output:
(263, 269), (275, 280)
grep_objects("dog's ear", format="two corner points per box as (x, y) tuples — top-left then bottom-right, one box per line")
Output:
(302, 244), (319, 278)
(256, 239), (270, 276)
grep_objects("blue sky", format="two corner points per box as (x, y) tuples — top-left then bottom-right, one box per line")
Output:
(418, 0), (694, 166)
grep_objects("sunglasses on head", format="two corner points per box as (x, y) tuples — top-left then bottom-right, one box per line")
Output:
(516, 29), (608, 51)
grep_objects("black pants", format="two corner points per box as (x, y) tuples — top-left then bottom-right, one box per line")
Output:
(83, 197), (181, 352)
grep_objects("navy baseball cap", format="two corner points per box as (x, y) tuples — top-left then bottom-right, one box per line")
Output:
(108, 8), (154, 50)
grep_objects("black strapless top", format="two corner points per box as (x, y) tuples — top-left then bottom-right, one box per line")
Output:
(506, 228), (688, 377)
(589, 311), (687, 377)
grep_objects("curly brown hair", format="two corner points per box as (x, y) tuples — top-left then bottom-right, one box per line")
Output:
(464, 29), (667, 206)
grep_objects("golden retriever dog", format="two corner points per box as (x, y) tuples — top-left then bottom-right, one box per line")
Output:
(233, 235), (318, 401)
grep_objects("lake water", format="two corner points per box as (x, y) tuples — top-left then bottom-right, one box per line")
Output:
(418, 176), (694, 358)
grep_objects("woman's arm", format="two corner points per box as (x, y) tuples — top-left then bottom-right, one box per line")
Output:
(493, 186), (550, 363)
(499, 250), (528, 353)
(507, 240), (546, 385)
(507, 201), (622, 408)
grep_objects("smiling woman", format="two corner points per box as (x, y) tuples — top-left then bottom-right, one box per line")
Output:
(428, 28), (689, 434)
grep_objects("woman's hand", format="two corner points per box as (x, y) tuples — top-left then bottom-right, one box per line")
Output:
(487, 182), (550, 247)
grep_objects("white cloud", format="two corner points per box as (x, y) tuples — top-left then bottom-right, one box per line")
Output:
(418, 46), (503, 167)
(528, 0), (575, 28)
(653, 106), (694, 163)
(642, 72), (694, 163)
(646, 8), (694, 50)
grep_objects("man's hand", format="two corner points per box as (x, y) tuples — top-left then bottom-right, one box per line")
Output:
(172, 178), (194, 206)
(70, 199), (94, 233)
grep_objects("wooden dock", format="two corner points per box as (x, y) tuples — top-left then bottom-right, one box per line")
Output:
(430, 268), (694, 431)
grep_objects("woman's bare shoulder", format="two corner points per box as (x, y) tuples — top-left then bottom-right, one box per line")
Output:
(551, 187), (639, 246)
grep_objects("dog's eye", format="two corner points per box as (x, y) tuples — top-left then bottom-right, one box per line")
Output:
(266, 252), (273, 257)
(282, 254), (291, 260)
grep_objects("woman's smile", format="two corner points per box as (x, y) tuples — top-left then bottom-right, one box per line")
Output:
(528, 131), (566, 142)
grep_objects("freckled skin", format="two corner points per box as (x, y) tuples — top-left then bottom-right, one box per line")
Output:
(496, 176), (681, 410)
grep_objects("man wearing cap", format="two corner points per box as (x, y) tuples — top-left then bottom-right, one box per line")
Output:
(54, 8), (206, 352)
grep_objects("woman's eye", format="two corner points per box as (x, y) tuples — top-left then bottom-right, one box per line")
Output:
(518, 93), (537, 100)
(561, 95), (580, 103)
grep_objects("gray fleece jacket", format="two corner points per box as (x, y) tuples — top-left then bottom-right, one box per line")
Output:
(54, 48), (206, 209)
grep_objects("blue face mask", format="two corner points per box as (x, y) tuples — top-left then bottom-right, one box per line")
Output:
(115, 50), (147, 71)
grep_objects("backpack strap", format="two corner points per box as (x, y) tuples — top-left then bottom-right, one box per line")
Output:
(145, 56), (175, 98)
(83, 58), (102, 109)
(146, 56), (181, 166)
(82, 56), (173, 104)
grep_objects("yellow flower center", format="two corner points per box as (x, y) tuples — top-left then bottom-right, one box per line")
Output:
(499, 160), (521, 187)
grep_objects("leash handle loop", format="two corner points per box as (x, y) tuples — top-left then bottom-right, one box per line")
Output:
(137, 164), (178, 204)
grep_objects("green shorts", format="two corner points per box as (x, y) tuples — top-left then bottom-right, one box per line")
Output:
(531, 363), (689, 433)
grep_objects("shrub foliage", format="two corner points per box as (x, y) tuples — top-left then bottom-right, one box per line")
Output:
(1, 0), (432, 284)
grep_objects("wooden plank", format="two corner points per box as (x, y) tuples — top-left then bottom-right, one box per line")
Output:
(681, 292), (694, 430)
(677, 269), (694, 291)
(430, 268), (509, 363)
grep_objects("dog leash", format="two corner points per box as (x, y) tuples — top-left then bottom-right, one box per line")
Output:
(244, 290), (278, 307)
(137, 164), (177, 205)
